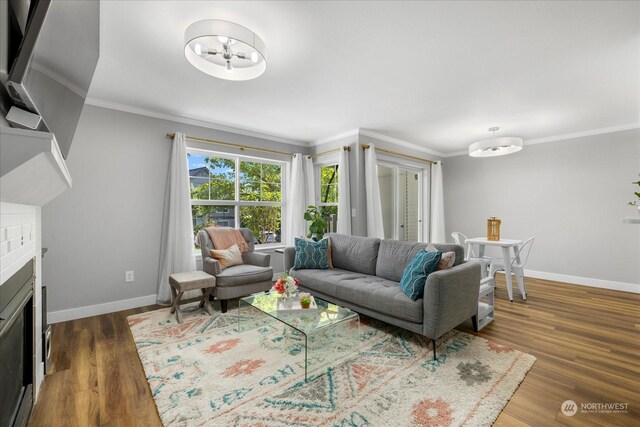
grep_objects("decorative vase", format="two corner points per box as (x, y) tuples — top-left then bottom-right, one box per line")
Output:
(280, 291), (297, 309)
(282, 296), (293, 309)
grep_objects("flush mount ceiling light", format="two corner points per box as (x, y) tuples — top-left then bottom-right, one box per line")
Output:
(468, 127), (523, 157)
(184, 20), (267, 81)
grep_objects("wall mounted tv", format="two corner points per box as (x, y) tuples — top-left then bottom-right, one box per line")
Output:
(1, 0), (99, 159)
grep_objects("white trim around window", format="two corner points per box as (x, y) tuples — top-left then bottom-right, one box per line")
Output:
(187, 148), (287, 248)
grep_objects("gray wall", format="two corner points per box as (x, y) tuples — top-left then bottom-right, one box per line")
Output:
(42, 105), (304, 314)
(443, 129), (640, 285)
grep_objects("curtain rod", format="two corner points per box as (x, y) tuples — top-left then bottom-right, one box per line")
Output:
(360, 144), (438, 165)
(167, 132), (295, 158)
(308, 146), (351, 159)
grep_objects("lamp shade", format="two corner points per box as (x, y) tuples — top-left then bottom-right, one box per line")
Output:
(468, 137), (523, 157)
(184, 20), (267, 81)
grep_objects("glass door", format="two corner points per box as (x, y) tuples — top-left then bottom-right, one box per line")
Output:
(377, 163), (422, 241)
(398, 169), (420, 241)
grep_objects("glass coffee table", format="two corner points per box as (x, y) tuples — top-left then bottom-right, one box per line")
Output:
(238, 291), (360, 382)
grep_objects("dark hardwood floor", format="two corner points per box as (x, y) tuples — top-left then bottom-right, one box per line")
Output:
(29, 277), (640, 426)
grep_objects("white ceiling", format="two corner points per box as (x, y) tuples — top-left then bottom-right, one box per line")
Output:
(88, 1), (640, 154)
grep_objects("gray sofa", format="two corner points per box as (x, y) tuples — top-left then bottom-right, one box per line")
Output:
(284, 233), (481, 358)
(198, 228), (273, 313)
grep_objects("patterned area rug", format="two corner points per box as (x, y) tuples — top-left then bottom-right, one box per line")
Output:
(128, 304), (535, 426)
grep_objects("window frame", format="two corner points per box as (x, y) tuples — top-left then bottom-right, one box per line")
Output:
(188, 148), (287, 248)
(315, 161), (339, 209)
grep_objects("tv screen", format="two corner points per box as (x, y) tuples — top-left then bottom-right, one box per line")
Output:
(4, 0), (99, 159)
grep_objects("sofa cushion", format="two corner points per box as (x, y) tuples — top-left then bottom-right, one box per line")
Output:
(426, 243), (455, 270)
(324, 233), (380, 275)
(293, 238), (329, 270)
(431, 243), (465, 267)
(292, 268), (423, 324)
(289, 268), (365, 297)
(215, 264), (273, 287)
(399, 250), (442, 301)
(335, 276), (423, 323)
(376, 240), (465, 282)
(376, 240), (425, 282)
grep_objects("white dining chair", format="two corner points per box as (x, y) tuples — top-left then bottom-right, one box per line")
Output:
(489, 236), (535, 301)
(451, 231), (491, 278)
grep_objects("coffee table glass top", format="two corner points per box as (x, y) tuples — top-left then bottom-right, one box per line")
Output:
(239, 291), (358, 335)
(238, 291), (360, 382)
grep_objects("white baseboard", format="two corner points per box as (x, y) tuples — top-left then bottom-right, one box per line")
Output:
(48, 294), (158, 324)
(520, 270), (640, 294)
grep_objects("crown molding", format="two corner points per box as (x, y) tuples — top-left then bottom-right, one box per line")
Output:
(358, 129), (447, 158)
(84, 97), (311, 147)
(83, 97), (639, 156)
(311, 129), (359, 146)
(522, 122), (640, 146)
(443, 149), (469, 157)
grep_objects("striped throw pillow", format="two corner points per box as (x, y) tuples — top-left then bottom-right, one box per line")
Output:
(399, 250), (442, 301)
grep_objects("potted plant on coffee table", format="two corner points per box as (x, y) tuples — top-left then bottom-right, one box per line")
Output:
(299, 294), (312, 309)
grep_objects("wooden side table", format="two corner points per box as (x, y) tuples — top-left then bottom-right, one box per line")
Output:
(169, 271), (216, 323)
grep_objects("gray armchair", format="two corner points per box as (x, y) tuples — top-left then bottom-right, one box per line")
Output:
(198, 228), (274, 312)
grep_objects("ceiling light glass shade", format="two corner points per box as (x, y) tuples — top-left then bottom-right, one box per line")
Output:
(184, 20), (267, 81)
(468, 137), (523, 157)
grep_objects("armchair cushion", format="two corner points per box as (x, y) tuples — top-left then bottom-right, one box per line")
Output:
(210, 243), (244, 270)
(215, 264), (273, 288)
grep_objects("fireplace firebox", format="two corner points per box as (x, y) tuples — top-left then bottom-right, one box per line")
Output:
(0, 258), (35, 427)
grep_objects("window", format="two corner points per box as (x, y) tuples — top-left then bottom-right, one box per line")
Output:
(189, 151), (283, 247)
(318, 165), (338, 229)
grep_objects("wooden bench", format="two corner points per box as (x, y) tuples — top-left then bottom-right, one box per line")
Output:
(169, 271), (216, 323)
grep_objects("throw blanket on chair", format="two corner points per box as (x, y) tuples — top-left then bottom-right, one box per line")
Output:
(205, 227), (249, 253)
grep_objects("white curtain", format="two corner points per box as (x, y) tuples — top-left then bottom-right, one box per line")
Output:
(421, 168), (430, 243)
(364, 144), (385, 239)
(337, 147), (352, 234)
(286, 154), (307, 244)
(157, 132), (196, 304)
(303, 155), (316, 208)
(430, 161), (446, 243)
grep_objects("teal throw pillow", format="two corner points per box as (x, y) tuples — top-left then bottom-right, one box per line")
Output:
(400, 250), (442, 301)
(292, 238), (329, 270)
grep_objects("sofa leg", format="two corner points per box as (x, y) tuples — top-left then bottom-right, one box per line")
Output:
(471, 314), (479, 332)
(432, 339), (437, 360)
(221, 299), (228, 314)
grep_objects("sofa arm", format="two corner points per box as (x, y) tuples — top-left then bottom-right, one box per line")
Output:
(422, 261), (481, 339)
(203, 257), (222, 276)
(243, 251), (271, 267)
(283, 247), (296, 273)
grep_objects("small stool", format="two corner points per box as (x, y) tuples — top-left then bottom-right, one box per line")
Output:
(169, 271), (216, 323)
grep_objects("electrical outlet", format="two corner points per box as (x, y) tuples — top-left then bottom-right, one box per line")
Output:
(125, 271), (134, 283)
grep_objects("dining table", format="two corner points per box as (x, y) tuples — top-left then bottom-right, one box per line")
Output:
(465, 237), (525, 301)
